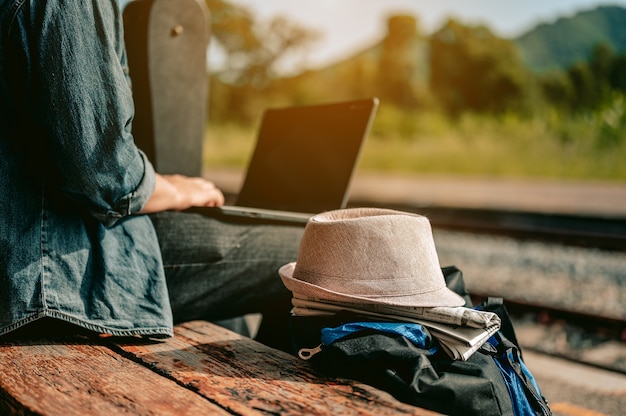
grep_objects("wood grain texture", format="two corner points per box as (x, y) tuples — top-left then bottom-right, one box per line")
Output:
(0, 337), (228, 415)
(114, 320), (438, 415)
(0, 321), (439, 415)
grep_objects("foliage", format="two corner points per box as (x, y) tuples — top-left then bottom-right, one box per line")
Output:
(539, 43), (626, 112)
(207, 11), (434, 124)
(375, 15), (431, 108)
(205, 106), (626, 181)
(429, 19), (536, 116)
(592, 92), (626, 148)
(205, 0), (319, 86)
(205, 0), (319, 123)
(204, 2), (626, 121)
(201, 2), (626, 181)
(365, 106), (626, 180)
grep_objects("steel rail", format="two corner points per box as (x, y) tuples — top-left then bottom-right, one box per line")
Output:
(469, 293), (626, 375)
(348, 202), (626, 251)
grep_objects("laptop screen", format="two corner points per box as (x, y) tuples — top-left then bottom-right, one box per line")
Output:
(235, 98), (379, 214)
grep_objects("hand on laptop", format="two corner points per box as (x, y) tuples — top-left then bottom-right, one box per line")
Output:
(140, 173), (224, 214)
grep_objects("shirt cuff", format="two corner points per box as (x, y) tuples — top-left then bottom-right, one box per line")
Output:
(92, 150), (156, 227)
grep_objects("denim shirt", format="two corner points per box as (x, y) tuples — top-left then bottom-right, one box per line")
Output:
(0, 0), (173, 337)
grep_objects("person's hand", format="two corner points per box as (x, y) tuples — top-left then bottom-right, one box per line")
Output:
(140, 173), (224, 214)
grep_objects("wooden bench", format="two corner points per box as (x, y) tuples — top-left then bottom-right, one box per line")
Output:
(0, 320), (438, 415)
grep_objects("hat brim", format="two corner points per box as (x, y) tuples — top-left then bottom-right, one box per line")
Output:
(279, 262), (466, 308)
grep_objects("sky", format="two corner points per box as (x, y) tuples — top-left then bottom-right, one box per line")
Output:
(228, 0), (626, 72)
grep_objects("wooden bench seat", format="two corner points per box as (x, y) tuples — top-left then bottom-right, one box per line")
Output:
(0, 320), (438, 415)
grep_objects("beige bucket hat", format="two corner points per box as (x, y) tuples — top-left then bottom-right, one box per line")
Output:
(279, 207), (465, 307)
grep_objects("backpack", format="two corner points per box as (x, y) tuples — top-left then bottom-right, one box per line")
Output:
(289, 266), (552, 416)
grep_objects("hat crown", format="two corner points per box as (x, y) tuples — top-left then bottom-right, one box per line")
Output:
(292, 208), (446, 300)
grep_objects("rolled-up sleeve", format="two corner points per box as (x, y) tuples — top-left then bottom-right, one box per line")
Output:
(34, 0), (153, 226)
(91, 150), (156, 226)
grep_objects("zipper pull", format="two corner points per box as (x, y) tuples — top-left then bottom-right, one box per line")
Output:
(298, 344), (323, 360)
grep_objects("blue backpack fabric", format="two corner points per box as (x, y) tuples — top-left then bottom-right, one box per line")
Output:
(479, 299), (552, 416)
(320, 322), (438, 354)
(289, 266), (552, 416)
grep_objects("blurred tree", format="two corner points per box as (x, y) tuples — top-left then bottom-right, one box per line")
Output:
(563, 43), (616, 111)
(589, 43), (614, 104)
(429, 19), (533, 115)
(610, 54), (626, 93)
(268, 14), (432, 110)
(567, 62), (596, 111)
(207, 0), (318, 85)
(538, 70), (574, 111)
(540, 43), (626, 113)
(376, 15), (430, 108)
(205, 0), (319, 122)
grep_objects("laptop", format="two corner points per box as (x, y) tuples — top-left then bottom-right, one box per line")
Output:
(189, 97), (379, 225)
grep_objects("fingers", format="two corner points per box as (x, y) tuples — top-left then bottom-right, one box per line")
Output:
(197, 178), (225, 207)
(162, 174), (225, 209)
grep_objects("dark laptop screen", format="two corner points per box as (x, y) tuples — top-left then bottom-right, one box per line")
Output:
(235, 98), (378, 214)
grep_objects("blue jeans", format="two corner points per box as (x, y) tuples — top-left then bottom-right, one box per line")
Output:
(151, 212), (304, 350)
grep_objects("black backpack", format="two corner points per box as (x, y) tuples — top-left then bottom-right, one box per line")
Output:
(289, 266), (552, 416)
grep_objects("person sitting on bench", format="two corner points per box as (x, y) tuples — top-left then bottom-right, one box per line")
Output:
(0, 0), (303, 352)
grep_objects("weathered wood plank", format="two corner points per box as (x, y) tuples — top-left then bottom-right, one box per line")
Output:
(113, 320), (439, 416)
(0, 336), (229, 416)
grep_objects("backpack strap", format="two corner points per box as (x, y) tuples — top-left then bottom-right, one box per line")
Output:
(490, 335), (552, 416)
(477, 298), (552, 416)
(479, 297), (521, 351)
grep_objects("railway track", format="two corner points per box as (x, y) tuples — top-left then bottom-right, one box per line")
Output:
(472, 293), (626, 375)
(348, 201), (626, 374)
(348, 201), (626, 251)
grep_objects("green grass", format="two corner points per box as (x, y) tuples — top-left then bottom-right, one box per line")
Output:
(204, 123), (257, 168)
(204, 107), (626, 182)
